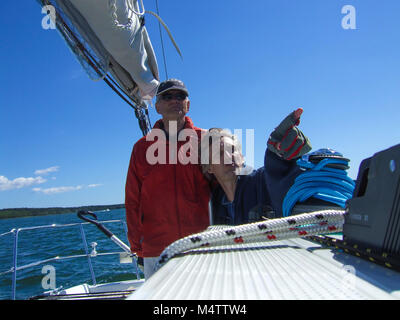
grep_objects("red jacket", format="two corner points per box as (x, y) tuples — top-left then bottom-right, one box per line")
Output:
(125, 117), (211, 257)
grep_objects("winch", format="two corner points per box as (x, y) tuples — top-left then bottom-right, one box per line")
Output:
(344, 144), (400, 258)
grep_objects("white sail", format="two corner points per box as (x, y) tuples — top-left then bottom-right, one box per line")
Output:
(42, 0), (159, 103)
(66, 0), (159, 101)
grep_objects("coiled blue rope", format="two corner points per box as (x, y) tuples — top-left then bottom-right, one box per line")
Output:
(282, 155), (355, 217)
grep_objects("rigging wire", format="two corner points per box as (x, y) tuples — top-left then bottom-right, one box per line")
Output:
(155, 0), (169, 80)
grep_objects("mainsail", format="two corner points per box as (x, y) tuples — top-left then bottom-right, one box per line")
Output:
(37, 0), (162, 135)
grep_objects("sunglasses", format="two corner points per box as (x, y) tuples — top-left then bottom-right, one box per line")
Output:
(160, 92), (188, 101)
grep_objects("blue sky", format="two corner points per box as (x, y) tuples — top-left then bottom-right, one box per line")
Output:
(1, 0), (399, 209)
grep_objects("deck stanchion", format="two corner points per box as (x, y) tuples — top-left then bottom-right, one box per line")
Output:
(79, 224), (97, 286)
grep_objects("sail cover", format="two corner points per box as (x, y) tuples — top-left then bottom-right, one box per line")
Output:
(38, 0), (160, 133)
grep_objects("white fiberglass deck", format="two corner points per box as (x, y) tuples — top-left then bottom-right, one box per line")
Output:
(128, 237), (400, 300)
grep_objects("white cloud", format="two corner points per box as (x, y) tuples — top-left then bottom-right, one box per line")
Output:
(33, 185), (83, 195)
(34, 166), (60, 176)
(33, 183), (103, 194)
(0, 175), (47, 191)
(87, 184), (103, 188)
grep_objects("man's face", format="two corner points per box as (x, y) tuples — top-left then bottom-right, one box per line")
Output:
(155, 90), (190, 120)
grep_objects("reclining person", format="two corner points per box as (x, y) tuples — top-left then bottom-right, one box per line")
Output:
(200, 108), (312, 225)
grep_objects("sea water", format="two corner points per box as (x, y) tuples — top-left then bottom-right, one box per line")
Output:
(0, 208), (141, 300)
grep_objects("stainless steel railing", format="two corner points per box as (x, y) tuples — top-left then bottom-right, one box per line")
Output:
(0, 219), (141, 300)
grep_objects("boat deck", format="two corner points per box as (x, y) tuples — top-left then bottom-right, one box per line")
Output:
(128, 236), (400, 300)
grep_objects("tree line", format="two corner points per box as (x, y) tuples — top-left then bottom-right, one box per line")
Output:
(0, 204), (125, 219)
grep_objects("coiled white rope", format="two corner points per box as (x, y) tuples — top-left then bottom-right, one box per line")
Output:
(154, 210), (345, 271)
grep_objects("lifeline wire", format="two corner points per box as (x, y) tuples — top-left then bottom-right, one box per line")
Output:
(154, 209), (346, 271)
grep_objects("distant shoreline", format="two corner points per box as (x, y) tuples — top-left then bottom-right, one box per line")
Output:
(0, 204), (125, 220)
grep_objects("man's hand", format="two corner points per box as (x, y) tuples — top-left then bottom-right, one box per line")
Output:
(268, 108), (312, 160)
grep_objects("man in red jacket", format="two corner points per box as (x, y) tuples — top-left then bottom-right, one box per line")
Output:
(125, 79), (211, 279)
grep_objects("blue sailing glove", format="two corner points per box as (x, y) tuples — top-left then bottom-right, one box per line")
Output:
(268, 108), (312, 160)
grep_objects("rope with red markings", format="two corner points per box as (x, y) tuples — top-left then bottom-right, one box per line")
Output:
(154, 210), (345, 271)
